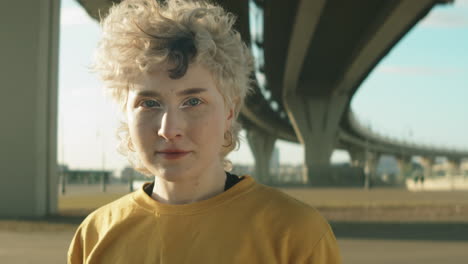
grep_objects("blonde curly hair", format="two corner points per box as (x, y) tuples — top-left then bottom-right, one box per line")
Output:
(93, 0), (253, 176)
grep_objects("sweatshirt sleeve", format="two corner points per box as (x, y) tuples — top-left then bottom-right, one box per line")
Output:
(285, 207), (342, 264)
(67, 225), (84, 264)
(306, 228), (342, 264)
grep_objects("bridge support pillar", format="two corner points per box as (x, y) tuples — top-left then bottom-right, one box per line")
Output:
(446, 158), (461, 189)
(396, 156), (412, 185)
(0, 0), (60, 217)
(420, 157), (435, 180)
(446, 158), (461, 177)
(283, 92), (347, 186)
(463, 161), (468, 179)
(349, 149), (366, 168)
(246, 128), (276, 184)
(364, 152), (380, 189)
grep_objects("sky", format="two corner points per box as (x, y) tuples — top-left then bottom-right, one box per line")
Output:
(58, 0), (468, 173)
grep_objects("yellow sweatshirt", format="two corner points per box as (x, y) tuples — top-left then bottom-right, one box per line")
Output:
(68, 175), (341, 263)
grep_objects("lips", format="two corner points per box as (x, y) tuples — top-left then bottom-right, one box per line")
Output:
(155, 149), (191, 160)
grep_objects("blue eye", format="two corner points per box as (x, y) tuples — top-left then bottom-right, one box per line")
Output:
(141, 100), (160, 108)
(184, 98), (202, 107)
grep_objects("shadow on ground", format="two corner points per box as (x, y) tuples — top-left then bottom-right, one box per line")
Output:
(331, 221), (468, 241)
(2, 214), (468, 242)
(1, 215), (85, 224)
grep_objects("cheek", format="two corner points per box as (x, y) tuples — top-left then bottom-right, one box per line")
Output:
(129, 114), (158, 149)
(188, 110), (226, 146)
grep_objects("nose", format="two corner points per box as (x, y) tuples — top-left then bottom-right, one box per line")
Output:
(157, 110), (183, 141)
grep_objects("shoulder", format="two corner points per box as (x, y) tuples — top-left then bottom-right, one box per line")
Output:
(68, 191), (149, 261)
(73, 191), (145, 240)
(252, 184), (341, 263)
(68, 192), (135, 262)
(239, 182), (332, 239)
(251, 183), (329, 228)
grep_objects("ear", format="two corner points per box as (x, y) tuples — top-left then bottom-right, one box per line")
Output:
(225, 97), (238, 131)
(225, 106), (235, 131)
(227, 105), (235, 119)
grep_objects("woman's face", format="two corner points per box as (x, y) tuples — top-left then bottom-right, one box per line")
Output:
(126, 64), (234, 182)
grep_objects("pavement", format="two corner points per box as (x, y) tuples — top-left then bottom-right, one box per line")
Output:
(340, 238), (468, 264)
(0, 230), (71, 264)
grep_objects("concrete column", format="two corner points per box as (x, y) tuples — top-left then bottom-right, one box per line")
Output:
(0, 0), (60, 217)
(348, 148), (366, 168)
(446, 158), (461, 190)
(283, 92), (348, 185)
(420, 157), (435, 179)
(246, 128), (276, 183)
(364, 152), (380, 189)
(396, 156), (412, 185)
(446, 158), (461, 177)
(462, 161), (468, 180)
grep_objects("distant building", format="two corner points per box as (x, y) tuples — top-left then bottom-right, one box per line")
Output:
(377, 155), (399, 176)
(121, 166), (148, 181)
(58, 164), (69, 173)
(231, 164), (254, 176)
(62, 168), (113, 184)
(277, 164), (304, 183)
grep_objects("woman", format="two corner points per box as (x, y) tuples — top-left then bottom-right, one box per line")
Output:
(68, 0), (341, 263)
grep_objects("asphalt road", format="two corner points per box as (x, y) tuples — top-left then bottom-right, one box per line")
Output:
(340, 238), (468, 264)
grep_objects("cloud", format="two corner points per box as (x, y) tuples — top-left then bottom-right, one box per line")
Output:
(376, 65), (467, 75)
(61, 6), (95, 27)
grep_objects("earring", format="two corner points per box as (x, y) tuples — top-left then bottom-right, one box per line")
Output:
(127, 137), (136, 152)
(223, 130), (233, 148)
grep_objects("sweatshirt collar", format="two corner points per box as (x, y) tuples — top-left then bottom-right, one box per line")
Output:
(131, 175), (256, 215)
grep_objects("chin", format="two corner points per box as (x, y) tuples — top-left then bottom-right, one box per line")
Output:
(151, 167), (198, 183)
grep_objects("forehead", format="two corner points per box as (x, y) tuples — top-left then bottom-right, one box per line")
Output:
(129, 63), (218, 94)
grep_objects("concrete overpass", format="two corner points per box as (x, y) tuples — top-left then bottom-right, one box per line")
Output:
(340, 110), (468, 187)
(230, 0), (467, 185)
(1, 0), (466, 217)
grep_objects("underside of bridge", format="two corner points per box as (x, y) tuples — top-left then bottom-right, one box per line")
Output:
(258, 0), (442, 185)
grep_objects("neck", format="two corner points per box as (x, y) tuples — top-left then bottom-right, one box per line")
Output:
(151, 166), (227, 205)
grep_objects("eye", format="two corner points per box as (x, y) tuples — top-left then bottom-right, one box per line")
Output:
(140, 99), (160, 108)
(183, 98), (203, 107)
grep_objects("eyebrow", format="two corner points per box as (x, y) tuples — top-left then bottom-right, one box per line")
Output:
(178, 87), (207, 96)
(136, 87), (207, 98)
